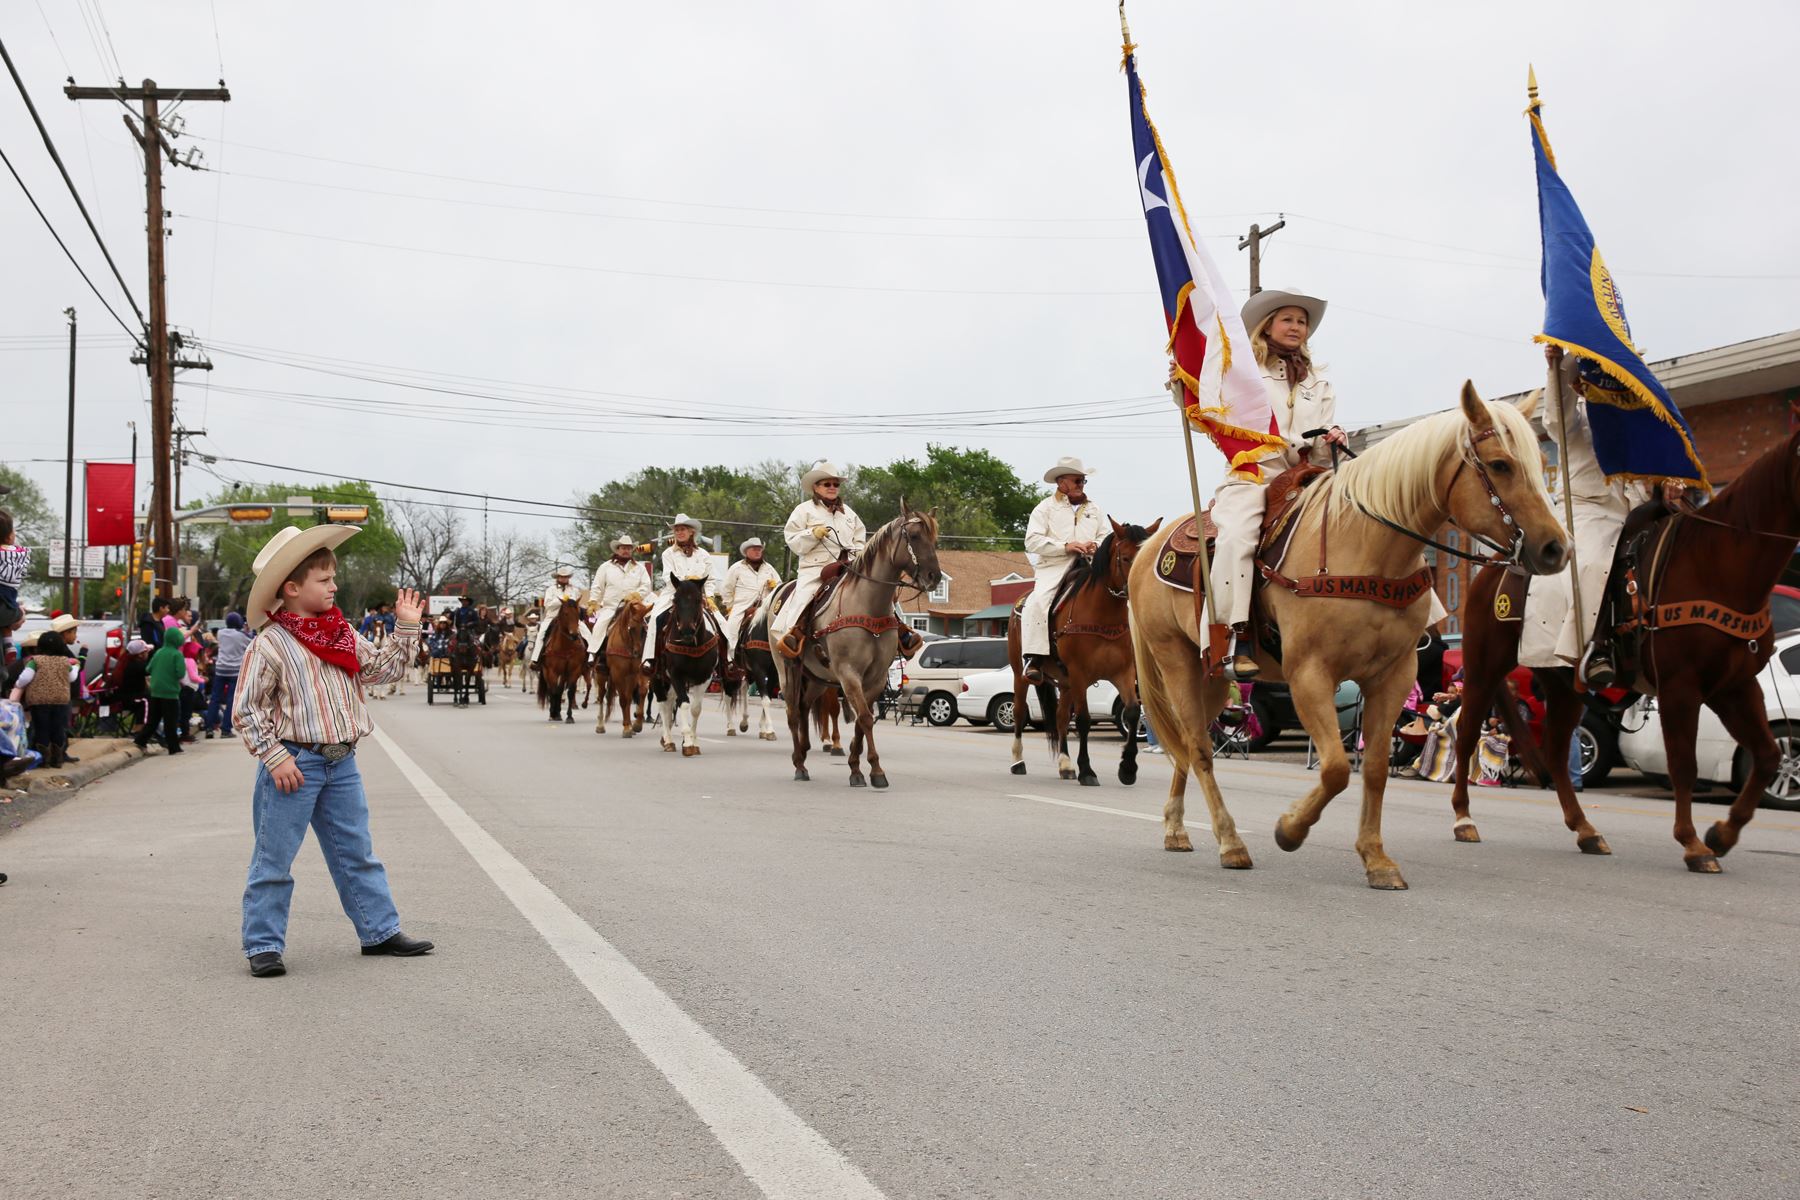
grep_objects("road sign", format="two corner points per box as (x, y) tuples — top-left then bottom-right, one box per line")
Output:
(45, 540), (106, 579)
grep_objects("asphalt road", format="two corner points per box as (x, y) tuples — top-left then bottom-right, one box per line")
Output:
(4, 681), (1798, 1200)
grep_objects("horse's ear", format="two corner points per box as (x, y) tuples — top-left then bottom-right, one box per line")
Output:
(1144, 517), (1164, 535)
(899, 496), (910, 515)
(1515, 387), (1542, 422)
(1460, 380), (1494, 431)
(1110, 517), (1124, 536)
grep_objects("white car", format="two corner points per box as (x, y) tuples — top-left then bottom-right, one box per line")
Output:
(1614, 631), (1800, 809)
(955, 667), (1129, 737)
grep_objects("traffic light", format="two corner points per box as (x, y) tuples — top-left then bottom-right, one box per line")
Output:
(130, 542), (143, 572)
(226, 505), (275, 525)
(323, 505), (369, 524)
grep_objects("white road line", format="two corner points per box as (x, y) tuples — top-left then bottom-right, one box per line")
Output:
(1007, 792), (1254, 838)
(370, 727), (887, 1200)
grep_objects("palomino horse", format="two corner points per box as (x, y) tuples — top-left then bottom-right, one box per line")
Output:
(1008, 518), (1161, 786)
(536, 600), (587, 723)
(1449, 426), (1800, 872)
(498, 627), (526, 689)
(784, 502), (941, 786)
(594, 599), (651, 737)
(1130, 385), (1567, 889)
(653, 578), (722, 756)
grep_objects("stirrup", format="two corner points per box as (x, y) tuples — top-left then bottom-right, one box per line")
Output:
(1224, 630), (1259, 682)
(776, 630), (805, 660)
(1579, 646), (1615, 689)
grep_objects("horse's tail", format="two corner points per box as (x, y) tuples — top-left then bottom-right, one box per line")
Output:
(536, 664), (549, 708)
(1130, 601), (1184, 771)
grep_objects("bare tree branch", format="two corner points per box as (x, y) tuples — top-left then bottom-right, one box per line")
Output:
(391, 501), (464, 594)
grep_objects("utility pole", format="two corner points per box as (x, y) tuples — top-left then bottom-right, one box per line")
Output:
(67, 78), (229, 600)
(1237, 216), (1286, 296)
(62, 307), (77, 611)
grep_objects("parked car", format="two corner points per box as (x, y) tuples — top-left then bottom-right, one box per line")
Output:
(903, 637), (1013, 727)
(10, 614), (126, 687)
(1615, 631), (1800, 809)
(955, 667), (1128, 736)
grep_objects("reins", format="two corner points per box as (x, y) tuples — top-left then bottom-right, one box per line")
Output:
(1345, 425), (1522, 566)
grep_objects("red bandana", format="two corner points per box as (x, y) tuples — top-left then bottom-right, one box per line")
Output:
(266, 606), (361, 675)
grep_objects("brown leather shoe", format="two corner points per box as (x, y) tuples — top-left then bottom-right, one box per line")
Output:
(1228, 654), (1260, 682)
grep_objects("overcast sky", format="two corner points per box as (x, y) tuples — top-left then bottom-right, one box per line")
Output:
(7, 1), (1799, 556)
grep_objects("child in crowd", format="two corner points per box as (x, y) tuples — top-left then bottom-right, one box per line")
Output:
(7, 625), (80, 767)
(136, 626), (189, 755)
(233, 524), (431, 978)
(0, 509), (26, 637)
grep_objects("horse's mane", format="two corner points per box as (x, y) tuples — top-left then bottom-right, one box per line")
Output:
(856, 508), (940, 570)
(1700, 425), (1800, 527)
(1053, 524), (1150, 609)
(1332, 399), (1547, 528)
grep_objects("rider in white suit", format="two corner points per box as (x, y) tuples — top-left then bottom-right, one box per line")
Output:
(644, 514), (720, 668)
(585, 534), (654, 657)
(721, 537), (782, 658)
(1020, 456), (1108, 683)
(530, 565), (585, 664)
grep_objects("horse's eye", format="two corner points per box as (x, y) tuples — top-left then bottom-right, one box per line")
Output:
(1487, 460), (1512, 477)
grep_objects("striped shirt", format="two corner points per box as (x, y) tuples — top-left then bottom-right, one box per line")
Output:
(233, 618), (420, 769)
(0, 543), (29, 589)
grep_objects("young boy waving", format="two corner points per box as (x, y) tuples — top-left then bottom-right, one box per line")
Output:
(233, 524), (433, 978)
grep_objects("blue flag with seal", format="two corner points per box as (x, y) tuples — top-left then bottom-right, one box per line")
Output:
(1528, 70), (1708, 489)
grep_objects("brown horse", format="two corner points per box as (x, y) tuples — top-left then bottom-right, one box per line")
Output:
(1130, 385), (1567, 888)
(784, 503), (941, 786)
(594, 599), (651, 737)
(1008, 518), (1161, 786)
(1450, 426), (1800, 872)
(498, 627), (526, 688)
(535, 600), (586, 723)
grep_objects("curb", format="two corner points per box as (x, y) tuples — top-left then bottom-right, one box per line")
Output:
(26, 743), (146, 795)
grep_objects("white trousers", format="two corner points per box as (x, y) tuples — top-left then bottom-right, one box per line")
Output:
(1554, 506), (1627, 662)
(584, 603), (622, 656)
(1019, 560), (1072, 656)
(770, 566), (824, 641)
(724, 607), (756, 657)
(529, 598), (565, 663)
(1209, 480), (1267, 627)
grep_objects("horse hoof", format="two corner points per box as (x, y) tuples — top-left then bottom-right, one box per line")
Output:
(1219, 846), (1254, 870)
(662, 743), (676, 753)
(1577, 834), (1612, 856)
(1365, 867), (1409, 891)
(1164, 832), (1194, 852)
(794, 769), (810, 782)
(761, 732), (777, 742)
(1118, 766), (1137, 787)
(870, 775), (889, 790)
(726, 729), (737, 737)
(1010, 762), (1027, 776)
(1702, 823), (1733, 857)
(1686, 853), (1722, 874)
(1452, 822), (1482, 844)
(682, 746), (700, 757)
(1273, 817), (1306, 853)
(739, 722), (749, 733)
(849, 774), (866, 788)
(1058, 768), (1078, 781)
(1078, 774), (1099, 788)
(830, 747), (847, 758)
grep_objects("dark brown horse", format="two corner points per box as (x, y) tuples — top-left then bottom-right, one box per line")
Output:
(594, 599), (651, 738)
(1007, 518), (1160, 786)
(536, 599), (587, 723)
(1451, 427), (1800, 871)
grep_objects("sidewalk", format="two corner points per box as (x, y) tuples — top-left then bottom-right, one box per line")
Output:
(1, 736), (146, 835)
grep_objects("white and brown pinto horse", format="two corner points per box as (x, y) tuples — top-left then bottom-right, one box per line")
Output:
(1130, 384), (1568, 889)
(784, 503), (941, 787)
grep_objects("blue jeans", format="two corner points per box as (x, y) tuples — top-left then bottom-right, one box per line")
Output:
(205, 673), (239, 734)
(240, 746), (401, 957)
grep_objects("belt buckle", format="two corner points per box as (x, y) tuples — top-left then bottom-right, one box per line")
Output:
(319, 742), (352, 763)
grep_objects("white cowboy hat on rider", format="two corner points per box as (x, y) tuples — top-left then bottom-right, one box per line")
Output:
(1042, 456), (1097, 485)
(244, 524), (360, 630)
(1240, 288), (1327, 338)
(553, 565), (573, 578)
(740, 537), (764, 554)
(670, 513), (702, 536)
(801, 461), (846, 492)
(612, 533), (634, 550)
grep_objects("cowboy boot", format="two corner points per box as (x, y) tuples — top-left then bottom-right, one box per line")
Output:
(1226, 624), (1260, 682)
(1022, 654), (1049, 684)
(897, 626), (923, 660)
(1581, 640), (1616, 689)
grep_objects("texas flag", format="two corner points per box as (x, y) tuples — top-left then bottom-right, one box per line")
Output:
(1125, 45), (1283, 481)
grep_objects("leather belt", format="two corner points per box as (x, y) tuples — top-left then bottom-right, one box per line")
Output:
(283, 739), (355, 762)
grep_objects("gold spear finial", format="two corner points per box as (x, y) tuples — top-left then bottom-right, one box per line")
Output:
(1527, 65), (1540, 107)
(1119, 2), (1137, 69)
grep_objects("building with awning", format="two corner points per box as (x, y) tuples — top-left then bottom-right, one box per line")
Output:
(896, 549), (1034, 637)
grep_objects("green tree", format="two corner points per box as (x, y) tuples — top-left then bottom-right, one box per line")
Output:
(0, 465), (59, 602)
(570, 460), (803, 571)
(182, 481), (403, 618)
(853, 445), (1041, 548)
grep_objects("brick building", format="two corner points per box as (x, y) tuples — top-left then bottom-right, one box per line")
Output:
(896, 548), (1034, 637)
(1347, 329), (1800, 631)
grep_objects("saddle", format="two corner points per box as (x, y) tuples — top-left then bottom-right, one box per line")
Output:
(777, 553), (858, 660)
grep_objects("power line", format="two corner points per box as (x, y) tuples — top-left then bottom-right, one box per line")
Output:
(0, 142), (140, 338)
(0, 35), (148, 330)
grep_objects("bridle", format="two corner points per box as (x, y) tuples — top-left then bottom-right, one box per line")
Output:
(840, 514), (938, 596)
(1349, 425), (1525, 566)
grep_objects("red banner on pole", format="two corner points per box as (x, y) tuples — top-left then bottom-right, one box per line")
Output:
(85, 462), (136, 546)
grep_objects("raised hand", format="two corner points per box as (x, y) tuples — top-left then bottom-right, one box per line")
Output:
(394, 588), (424, 623)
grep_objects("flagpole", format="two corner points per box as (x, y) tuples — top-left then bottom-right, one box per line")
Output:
(1545, 347), (1586, 674)
(1172, 383), (1220, 636)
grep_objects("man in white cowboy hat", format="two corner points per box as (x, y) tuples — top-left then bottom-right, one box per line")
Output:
(645, 514), (721, 667)
(772, 461), (868, 655)
(530, 563), (585, 665)
(584, 533), (654, 657)
(1020, 456), (1109, 682)
(720, 536), (782, 658)
(232, 524), (432, 978)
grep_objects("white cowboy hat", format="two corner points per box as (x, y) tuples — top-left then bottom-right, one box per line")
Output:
(670, 512), (702, 534)
(801, 461), (846, 491)
(739, 537), (764, 554)
(49, 613), (80, 633)
(1240, 288), (1327, 339)
(553, 565), (574, 577)
(611, 533), (634, 549)
(1042, 456), (1097, 485)
(245, 524), (361, 629)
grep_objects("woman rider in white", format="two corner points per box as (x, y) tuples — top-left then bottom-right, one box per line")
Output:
(644, 514), (721, 669)
(720, 537), (782, 658)
(772, 462), (866, 656)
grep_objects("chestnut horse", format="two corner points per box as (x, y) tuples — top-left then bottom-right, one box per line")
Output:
(535, 599), (586, 723)
(1450, 427), (1800, 872)
(1007, 518), (1161, 786)
(594, 599), (651, 737)
(1130, 385), (1567, 889)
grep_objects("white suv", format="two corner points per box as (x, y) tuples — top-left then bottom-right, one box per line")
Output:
(903, 637), (1012, 727)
